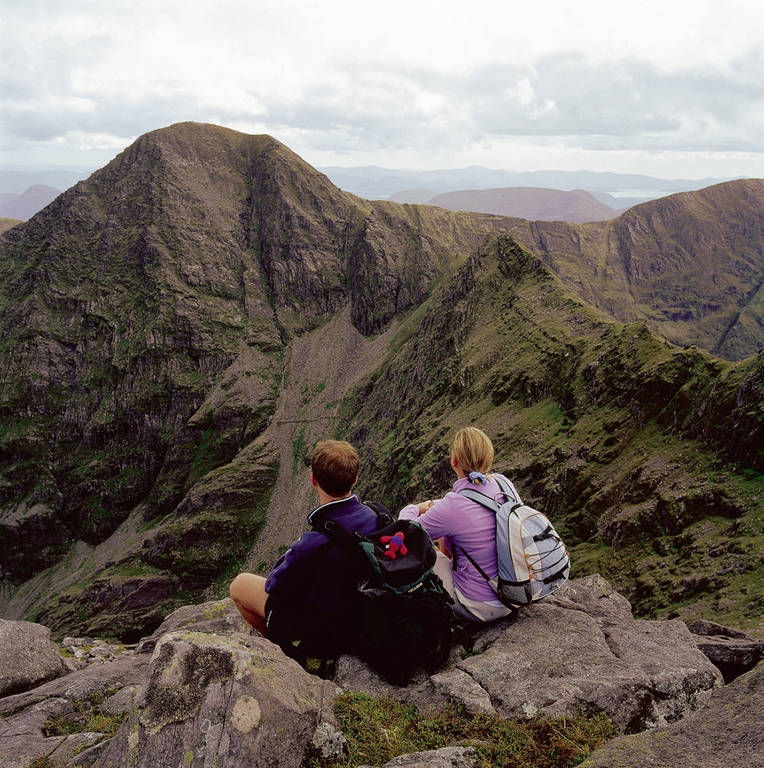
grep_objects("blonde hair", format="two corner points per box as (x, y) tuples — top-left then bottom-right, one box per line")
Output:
(450, 427), (494, 476)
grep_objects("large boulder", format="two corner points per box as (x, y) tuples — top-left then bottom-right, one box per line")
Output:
(689, 620), (763, 683)
(336, 575), (723, 733)
(0, 619), (64, 697)
(580, 662), (764, 767)
(134, 597), (253, 653)
(0, 653), (150, 768)
(92, 631), (341, 768)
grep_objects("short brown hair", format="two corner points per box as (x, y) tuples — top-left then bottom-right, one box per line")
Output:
(311, 440), (359, 497)
(450, 427), (494, 475)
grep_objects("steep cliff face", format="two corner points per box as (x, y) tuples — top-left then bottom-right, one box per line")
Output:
(0, 124), (513, 636)
(340, 237), (762, 630)
(0, 124), (761, 640)
(495, 180), (764, 361)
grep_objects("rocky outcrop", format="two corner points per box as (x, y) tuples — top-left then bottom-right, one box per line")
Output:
(580, 662), (764, 768)
(689, 619), (764, 683)
(133, 596), (253, 654)
(0, 619), (64, 697)
(1, 579), (761, 768)
(0, 653), (149, 768)
(336, 576), (722, 734)
(91, 631), (340, 768)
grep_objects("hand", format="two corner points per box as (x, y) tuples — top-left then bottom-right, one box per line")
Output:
(416, 499), (434, 515)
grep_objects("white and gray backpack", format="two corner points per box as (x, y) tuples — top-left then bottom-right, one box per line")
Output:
(457, 475), (570, 608)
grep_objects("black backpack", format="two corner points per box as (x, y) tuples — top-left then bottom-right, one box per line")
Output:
(310, 502), (455, 686)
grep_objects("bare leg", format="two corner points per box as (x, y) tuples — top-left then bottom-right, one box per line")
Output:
(230, 573), (269, 635)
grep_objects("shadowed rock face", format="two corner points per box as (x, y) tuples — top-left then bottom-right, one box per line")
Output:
(580, 662), (764, 768)
(689, 620), (764, 683)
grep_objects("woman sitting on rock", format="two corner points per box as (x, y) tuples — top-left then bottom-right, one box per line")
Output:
(398, 426), (521, 624)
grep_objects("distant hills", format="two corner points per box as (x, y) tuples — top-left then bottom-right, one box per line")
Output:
(320, 164), (735, 204)
(0, 123), (761, 642)
(425, 186), (621, 223)
(4, 163), (737, 224)
(0, 168), (88, 195)
(0, 184), (60, 221)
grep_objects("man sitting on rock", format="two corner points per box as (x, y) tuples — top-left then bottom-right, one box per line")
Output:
(229, 439), (379, 657)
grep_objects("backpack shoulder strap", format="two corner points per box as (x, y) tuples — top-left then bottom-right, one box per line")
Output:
(492, 474), (519, 503)
(364, 500), (394, 527)
(454, 543), (493, 584)
(310, 500), (390, 537)
(458, 487), (502, 513)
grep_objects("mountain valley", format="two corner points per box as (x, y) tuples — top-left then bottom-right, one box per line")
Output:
(0, 122), (761, 642)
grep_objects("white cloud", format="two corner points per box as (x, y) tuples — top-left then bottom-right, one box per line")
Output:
(1, 0), (763, 176)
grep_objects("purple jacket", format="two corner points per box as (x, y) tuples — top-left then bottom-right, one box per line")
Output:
(398, 474), (522, 604)
(265, 495), (379, 617)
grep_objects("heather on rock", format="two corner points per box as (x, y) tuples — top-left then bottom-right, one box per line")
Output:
(0, 123), (761, 644)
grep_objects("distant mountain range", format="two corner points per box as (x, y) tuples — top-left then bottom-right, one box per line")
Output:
(2, 164), (738, 223)
(320, 165), (736, 204)
(0, 184), (60, 221)
(424, 187), (622, 223)
(0, 123), (761, 643)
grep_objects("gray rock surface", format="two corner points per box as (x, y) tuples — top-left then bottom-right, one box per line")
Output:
(337, 575), (723, 733)
(580, 662), (764, 767)
(3, 583), (758, 768)
(689, 620), (763, 683)
(135, 597), (253, 653)
(360, 747), (479, 768)
(0, 653), (150, 768)
(59, 638), (135, 670)
(92, 631), (340, 768)
(310, 721), (348, 760)
(0, 653), (149, 717)
(0, 618), (64, 697)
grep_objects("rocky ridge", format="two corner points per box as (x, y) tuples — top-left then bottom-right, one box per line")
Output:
(494, 179), (764, 361)
(0, 576), (760, 768)
(0, 123), (762, 644)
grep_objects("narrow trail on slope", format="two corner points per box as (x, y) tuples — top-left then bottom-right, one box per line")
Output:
(243, 305), (400, 572)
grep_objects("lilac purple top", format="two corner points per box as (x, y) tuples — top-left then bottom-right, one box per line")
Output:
(398, 474), (522, 605)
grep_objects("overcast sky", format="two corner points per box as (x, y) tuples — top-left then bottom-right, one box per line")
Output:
(2, 0), (764, 178)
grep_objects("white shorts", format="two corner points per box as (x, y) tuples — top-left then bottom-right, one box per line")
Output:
(433, 550), (511, 623)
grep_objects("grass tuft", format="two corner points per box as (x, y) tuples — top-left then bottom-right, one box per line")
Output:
(41, 689), (126, 740)
(302, 691), (616, 768)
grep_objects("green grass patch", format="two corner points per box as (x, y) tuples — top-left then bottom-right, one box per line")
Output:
(26, 758), (56, 768)
(305, 692), (616, 768)
(41, 689), (126, 740)
(292, 423), (307, 475)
